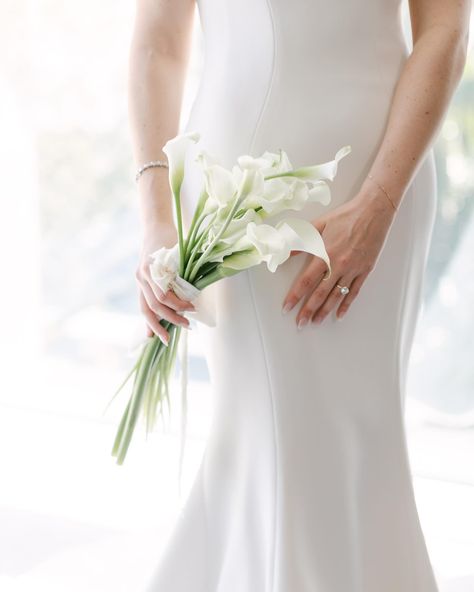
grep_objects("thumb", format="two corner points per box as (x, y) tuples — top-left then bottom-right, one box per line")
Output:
(312, 217), (327, 235)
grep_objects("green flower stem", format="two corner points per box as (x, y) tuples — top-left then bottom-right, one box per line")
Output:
(102, 356), (140, 416)
(171, 181), (186, 276)
(263, 170), (297, 181)
(187, 194), (241, 283)
(183, 209), (220, 280)
(193, 263), (241, 290)
(112, 332), (167, 464)
(184, 209), (208, 260)
(183, 189), (208, 257)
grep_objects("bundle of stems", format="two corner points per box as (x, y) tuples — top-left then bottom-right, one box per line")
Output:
(106, 131), (350, 465)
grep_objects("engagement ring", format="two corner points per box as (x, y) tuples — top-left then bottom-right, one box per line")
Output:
(336, 284), (350, 296)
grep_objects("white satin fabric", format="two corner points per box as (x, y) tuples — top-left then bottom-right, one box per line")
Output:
(144, 0), (439, 590)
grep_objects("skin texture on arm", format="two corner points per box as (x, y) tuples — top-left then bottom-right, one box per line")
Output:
(129, 0), (197, 344)
(282, 0), (471, 327)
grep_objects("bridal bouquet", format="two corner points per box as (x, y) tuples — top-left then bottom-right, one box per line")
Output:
(108, 131), (350, 466)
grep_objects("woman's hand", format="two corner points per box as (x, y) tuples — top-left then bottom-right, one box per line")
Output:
(282, 187), (397, 328)
(135, 222), (195, 345)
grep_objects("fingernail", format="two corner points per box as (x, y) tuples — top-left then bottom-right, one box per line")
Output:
(158, 334), (169, 347)
(282, 302), (293, 315)
(313, 316), (322, 324)
(336, 314), (344, 321)
(297, 317), (308, 330)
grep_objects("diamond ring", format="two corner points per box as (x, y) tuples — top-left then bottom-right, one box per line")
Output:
(336, 284), (350, 296)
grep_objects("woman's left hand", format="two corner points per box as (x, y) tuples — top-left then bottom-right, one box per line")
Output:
(282, 187), (398, 328)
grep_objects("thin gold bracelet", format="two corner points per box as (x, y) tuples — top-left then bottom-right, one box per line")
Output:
(367, 174), (398, 212)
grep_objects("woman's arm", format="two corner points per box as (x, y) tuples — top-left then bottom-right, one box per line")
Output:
(129, 0), (197, 344)
(361, 0), (471, 207)
(282, 0), (471, 327)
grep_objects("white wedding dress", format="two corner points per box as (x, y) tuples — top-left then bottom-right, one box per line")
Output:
(144, 0), (439, 590)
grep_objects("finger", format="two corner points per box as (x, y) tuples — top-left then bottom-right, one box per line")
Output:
(282, 255), (328, 313)
(294, 270), (343, 327)
(138, 278), (191, 328)
(139, 291), (170, 346)
(147, 279), (195, 312)
(312, 275), (355, 325)
(336, 273), (367, 319)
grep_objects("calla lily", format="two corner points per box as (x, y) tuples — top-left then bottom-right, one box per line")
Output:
(163, 130), (201, 194)
(237, 154), (275, 171)
(195, 150), (265, 214)
(267, 145), (351, 183)
(234, 160), (265, 207)
(243, 176), (331, 214)
(162, 130), (201, 273)
(259, 148), (293, 174)
(195, 151), (237, 209)
(308, 180), (332, 205)
(221, 217), (331, 276)
(204, 209), (265, 264)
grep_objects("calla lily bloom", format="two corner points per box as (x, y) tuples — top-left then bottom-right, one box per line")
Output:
(272, 145), (352, 183)
(221, 217), (331, 276)
(163, 130), (201, 194)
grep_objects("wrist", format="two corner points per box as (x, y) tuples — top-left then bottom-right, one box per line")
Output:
(142, 217), (175, 241)
(350, 182), (398, 222)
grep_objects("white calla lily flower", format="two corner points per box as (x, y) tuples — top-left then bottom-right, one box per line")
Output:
(279, 145), (352, 183)
(261, 145), (351, 186)
(237, 154), (274, 171)
(195, 151), (237, 208)
(221, 217), (331, 276)
(205, 209), (265, 264)
(259, 148), (293, 174)
(218, 209), (264, 244)
(308, 180), (332, 205)
(195, 150), (265, 213)
(162, 131), (201, 194)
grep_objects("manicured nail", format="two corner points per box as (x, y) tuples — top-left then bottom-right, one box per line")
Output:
(158, 334), (169, 347)
(297, 317), (308, 330)
(282, 302), (293, 315)
(313, 316), (322, 324)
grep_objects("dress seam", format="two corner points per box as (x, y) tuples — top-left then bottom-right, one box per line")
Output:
(246, 271), (279, 592)
(245, 0), (278, 589)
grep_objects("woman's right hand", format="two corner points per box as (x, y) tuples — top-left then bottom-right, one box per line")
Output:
(135, 222), (195, 346)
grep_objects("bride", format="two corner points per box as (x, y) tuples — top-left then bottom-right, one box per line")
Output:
(129, 1), (470, 590)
